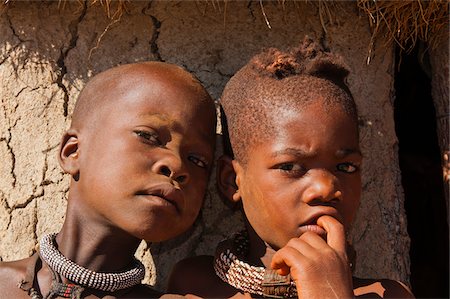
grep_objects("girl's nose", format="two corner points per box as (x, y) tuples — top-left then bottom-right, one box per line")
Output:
(301, 169), (342, 204)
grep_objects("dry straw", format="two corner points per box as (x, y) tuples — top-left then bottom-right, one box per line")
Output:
(358, 0), (448, 61)
(2, 0), (129, 19)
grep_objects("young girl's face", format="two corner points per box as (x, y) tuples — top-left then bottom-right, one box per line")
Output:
(233, 99), (362, 250)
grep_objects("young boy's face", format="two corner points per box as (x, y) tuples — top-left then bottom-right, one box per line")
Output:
(233, 99), (361, 250)
(72, 65), (215, 242)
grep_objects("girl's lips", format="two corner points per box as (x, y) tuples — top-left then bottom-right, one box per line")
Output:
(299, 208), (343, 239)
(298, 224), (327, 239)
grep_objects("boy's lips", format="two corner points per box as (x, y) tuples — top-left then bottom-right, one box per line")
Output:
(136, 184), (184, 212)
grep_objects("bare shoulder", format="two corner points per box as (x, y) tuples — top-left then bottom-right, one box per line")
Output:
(122, 284), (162, 298)
(167, 255), (242, 298)
(167, 255), (217, 294)
(0, 257), (38, 299)
(353, 277), (415, 298)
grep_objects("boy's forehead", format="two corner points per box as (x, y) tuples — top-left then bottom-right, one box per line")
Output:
(101, 63), (199, 93)
(71, 62), (207, 129)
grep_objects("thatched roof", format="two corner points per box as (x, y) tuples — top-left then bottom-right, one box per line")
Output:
(358, 0), (448, 53)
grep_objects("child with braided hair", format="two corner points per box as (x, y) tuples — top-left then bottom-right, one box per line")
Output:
(167, 38), (415, 299)
(0, 61), (216, 298)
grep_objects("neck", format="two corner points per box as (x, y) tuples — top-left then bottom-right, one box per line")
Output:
(244, 221), (277, 269)
(55, 199), (142, 273)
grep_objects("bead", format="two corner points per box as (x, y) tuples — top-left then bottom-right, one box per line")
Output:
(39, 233), (145, 292)
(214, 230), (297, 298)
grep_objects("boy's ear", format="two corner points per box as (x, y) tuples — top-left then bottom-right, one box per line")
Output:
(58, 129), (80, 179)
(217, 155), (241, 206)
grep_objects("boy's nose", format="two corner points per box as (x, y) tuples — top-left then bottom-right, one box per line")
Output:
(301, 169), (342, 204)
(152, 155), (189, 185)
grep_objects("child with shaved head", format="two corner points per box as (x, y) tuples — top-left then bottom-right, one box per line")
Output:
(168, 38), (414, 298)
(0, 61), (216, 298)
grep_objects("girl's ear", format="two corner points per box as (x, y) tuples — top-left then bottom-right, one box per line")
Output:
(58, 129), (80, 180)
(217, 155), (241, 206)
(231, 159), (245, 203)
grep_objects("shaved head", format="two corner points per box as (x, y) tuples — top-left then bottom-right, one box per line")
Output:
(71, 62), (212, 132)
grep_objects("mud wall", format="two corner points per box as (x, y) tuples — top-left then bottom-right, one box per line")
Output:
(0, 1), (411, 291)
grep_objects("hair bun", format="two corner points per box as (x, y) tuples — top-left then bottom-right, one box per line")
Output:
(250, 36), (350, 82)
(265, 51), (300, 79)
(251, 49), (300, 79)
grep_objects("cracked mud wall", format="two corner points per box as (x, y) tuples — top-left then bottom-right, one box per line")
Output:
(1, 1), (411, 291)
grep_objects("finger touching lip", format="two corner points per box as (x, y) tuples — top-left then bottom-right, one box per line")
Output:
(317, 215), (346, 252)
(298, 224), (327, 238)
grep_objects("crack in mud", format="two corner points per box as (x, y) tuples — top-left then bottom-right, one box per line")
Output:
(55, 0), (87, 117)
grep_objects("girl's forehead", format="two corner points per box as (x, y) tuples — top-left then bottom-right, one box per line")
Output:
(263, 101), (358, 141)
(265, 96), (346, 119)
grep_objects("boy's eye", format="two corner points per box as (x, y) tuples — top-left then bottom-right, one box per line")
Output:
(135, 130), (161, 145)
(336, 162), (359, 173)
(276, 163), (305, 174)
(188, 155), (209, 169)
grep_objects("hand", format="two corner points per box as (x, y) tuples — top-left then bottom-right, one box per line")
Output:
(271, 215), (354, 299)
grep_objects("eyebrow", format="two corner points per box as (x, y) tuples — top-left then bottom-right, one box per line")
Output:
(271, 148), (317, 159)
(138, 113), (171, 124)
(272, 147), (362, 159)
(335, 148), (363, 158)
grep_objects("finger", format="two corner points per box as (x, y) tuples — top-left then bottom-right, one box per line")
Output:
(270, 246), (306, 276)
(316, 215), (346, 254)
(286, 235), (323, 257)
(298, 231), (329, 250)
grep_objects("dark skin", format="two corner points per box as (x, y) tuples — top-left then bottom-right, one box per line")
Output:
(0, 62), (216, 298)
(168, 86), (414, 299)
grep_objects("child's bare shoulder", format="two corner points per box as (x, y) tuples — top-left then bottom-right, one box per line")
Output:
(167, 255), (217, 294)
(168, 255), (252, 298)
(122, 284), (162, 298)
(0, 259), (161, 299)
(353, 277), (415, 298)
(0, 256), (38, 299)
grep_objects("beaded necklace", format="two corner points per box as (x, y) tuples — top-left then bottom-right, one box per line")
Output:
(213, 231), (297, 298)
(39, 233), (146, 296)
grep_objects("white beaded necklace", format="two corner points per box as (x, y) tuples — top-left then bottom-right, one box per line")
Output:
(39, 233), (146, 292)
(213, 231), (297, 298)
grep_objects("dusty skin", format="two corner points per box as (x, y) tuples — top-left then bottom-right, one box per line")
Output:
(0, 61), (216, 298)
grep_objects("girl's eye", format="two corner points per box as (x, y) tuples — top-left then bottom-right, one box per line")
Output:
(337, 162), (358, 173)
(135, 130), (161, 145)
(188, 155), (209, 169)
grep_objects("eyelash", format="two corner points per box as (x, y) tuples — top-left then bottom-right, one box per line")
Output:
(136, 130), (208, 169)
(135, 130), (161, 146)
(277, 163), (306, 176)
(277, 162), (359, 175)
(188, 155), (209, 169)
(336, 162), (359, 173)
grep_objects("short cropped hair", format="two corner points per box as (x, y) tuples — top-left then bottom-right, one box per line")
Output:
(220, 37), (358, 163)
